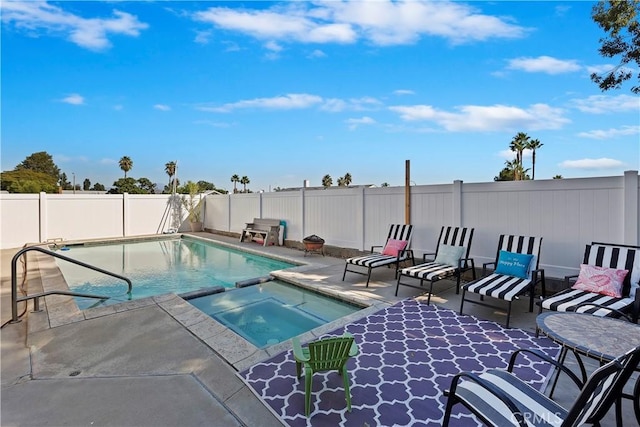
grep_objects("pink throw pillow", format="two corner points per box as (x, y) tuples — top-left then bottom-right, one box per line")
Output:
(381, 239), (408, 257)
(571, 264), (628, 298)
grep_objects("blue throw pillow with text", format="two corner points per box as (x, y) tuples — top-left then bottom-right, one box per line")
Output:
(494, 250), (533, 279)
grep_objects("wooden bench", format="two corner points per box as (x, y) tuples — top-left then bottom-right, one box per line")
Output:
(240, 218), (281, 246)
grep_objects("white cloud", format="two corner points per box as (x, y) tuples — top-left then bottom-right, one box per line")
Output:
(192, 1), (527, 49)
(571, 94), (640, 114)
(194, 30), (212, 44)
(345, 116), (376, 130)
(308, 49), (327, 59)
(154, 104), (171, 111)
(197, 93), (323, 113)
(61, 93), (85, 105)
(578, 125), (640, 140)
(389, 103), (570, 132)
(321, 96), (383, 112)
(99, 158), (117, 165)
(559, 158), (625, 169)
(507, 56), (581, 74)
(265, 40), (283, 52)
(1, 1), (148, 50)
(393, 89), (415, 96)
(113, 104), (123, 111)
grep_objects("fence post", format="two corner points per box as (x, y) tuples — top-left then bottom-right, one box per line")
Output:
(452, 180), (463, 226)
(39, 191), (47, 243)
(623, 170), (639, 245)
(360, 186), (366, 251)
(300, 188), (306, 239)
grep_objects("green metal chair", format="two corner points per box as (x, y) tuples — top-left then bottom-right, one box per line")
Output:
(292, 333), (359, 417)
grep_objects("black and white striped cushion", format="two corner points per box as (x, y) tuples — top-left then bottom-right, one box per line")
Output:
(346, 224), (413, 267)
(346, 252), (411, 268)
(463, 273), (531, 302)
(540, 288), (634, 317)
(585, 244), (640, 297)
(399, 262), (457, 281)
(455, 369), (566, 427)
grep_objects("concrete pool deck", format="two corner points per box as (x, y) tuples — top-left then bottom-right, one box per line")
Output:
(1, 232), (634, 426)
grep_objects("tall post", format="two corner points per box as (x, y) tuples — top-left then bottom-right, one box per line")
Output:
(405, 160), (411, 225)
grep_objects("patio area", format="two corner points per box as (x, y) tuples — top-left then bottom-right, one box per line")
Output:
(1, 232), (636, 426)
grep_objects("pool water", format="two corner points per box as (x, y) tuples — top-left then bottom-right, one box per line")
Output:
(188, 280), (361, 348)
(55, 237), (295, 309)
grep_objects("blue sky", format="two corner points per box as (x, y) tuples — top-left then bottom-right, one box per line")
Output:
(2, 1), (639, 192)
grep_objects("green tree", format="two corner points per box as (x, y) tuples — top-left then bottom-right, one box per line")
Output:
(165, 161), (176, 191)
(108, 177), (145, 194)
(230, 174), (240, 193)
(240, 176), (250, 192)
(591, 0), (640, 93)
(59, 172), (71, 190)
(553, 175), (564, 179)
(119, 156), (133, 178)
(494, 165), (515, 181)
(91, 183), (106, 191)
(83, 178), (91, 191)
(381, 182), (390, 187)
(337, 176), (346, 186)
(137, 177), (156, 193)
(0, 170), (58, 193)
(527, 139), (544, 180)
(509, 132), (531, 181)
(15, 151), (60, 179)
(322, 174), (333, 188)
(343, 172), (352, 186)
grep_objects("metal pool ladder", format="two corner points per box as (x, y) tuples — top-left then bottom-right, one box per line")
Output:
(9, 246), (133, 324)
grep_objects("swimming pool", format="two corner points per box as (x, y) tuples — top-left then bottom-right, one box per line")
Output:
(55, 237), (296, 309)
(187, 280), (361, 348)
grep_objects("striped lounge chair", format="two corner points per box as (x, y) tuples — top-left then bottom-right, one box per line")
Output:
(459, 234), (545, 328)
(342, 224), (414, 287)
(443, 345), (640, 427)
(395, 226), (476, 304)
(539, 242), (640, 322)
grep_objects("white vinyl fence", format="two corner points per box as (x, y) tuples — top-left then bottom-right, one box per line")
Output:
(1, 170), (638, 280)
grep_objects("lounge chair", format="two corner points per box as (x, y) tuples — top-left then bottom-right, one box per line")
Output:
(342, 224), (414, 287)
(395, 226), (475, 303)
(538, 242), (640, 322)
(442, 345), (640, 427)
(459, 234), (545, 328)
(292, 333), (359, 417)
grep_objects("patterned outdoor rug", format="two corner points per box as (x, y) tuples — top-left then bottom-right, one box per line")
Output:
(240, 299), (561, 426)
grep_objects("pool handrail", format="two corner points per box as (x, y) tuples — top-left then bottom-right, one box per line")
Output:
(10, 245), (133, 323)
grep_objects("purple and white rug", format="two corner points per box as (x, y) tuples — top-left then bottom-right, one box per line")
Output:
(240, 299), (561, 426)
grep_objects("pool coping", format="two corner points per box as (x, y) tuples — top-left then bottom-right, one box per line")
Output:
(29, 234), (393, 372)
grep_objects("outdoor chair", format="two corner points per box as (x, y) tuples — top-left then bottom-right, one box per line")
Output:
(459, 234), (545, 328)
(395, 226), (476, 304)
(442, 345), (640, 427)
(342, 224), (414, 287)
(292, 333), (359, 417)
(538, 242), (640, 323)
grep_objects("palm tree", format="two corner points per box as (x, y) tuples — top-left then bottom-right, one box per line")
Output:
(230, 174), (240, 193)
(119, 156), (133, 178)
(553, 175), (563, 179)
(509, 132), (530, 180)
(337, 177), (346, 186)
(527, 139), (543, 180)
(240, 176), (250, 192)
(165, 161), (176, 185)
(343, 173), (352, 186)
(322, 174), (332, 188)
(381, 182), (390, 187)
